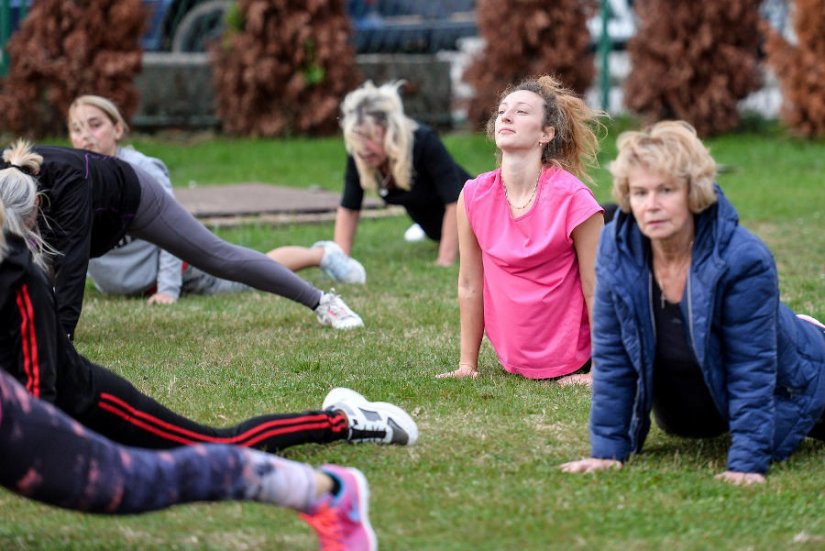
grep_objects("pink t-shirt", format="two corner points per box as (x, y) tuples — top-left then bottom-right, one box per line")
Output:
(463, 166), (602, 379)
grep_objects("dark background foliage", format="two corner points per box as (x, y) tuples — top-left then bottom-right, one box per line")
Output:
(764, 0), (825, 138)
(624, 0), (763, 136)
(0, 0), (145, 138)
(463, 0), (597, 129)
(210, 0), (362, 137)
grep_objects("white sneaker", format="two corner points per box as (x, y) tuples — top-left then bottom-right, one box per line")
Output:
(323, 387), (418, 445)
(404, 223), (426, 242)
(315, 291), (364, 329)
(313, 241), (367, 284)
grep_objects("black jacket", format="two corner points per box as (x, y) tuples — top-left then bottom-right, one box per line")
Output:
(32, 146), (142, 338)
(0, 232), (96, 415)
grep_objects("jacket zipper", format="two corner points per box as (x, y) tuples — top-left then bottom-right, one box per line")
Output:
(686, 273), (697, 353)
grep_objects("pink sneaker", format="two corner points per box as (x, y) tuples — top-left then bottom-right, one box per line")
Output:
(300, 465), (377, 551)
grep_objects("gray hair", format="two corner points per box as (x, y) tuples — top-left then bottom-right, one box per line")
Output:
(0, 139), (54, 269)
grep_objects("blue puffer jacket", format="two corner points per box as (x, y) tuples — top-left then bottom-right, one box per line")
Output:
(589, 185), (825, 474)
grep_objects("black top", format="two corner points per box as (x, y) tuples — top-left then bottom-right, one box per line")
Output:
(32, 146), (142, 338)
(650, 277), (728, 438)
(340, 125), (470, 240)
(0, 232), (95, 412)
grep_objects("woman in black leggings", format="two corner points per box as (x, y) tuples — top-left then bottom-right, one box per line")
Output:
(0, 368), (377, 550)
(0, 140), (362, 339)
(0, 192), (418, 453)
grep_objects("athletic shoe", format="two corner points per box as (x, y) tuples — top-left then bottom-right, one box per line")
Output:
(323, 387), (418, 445)
(316, 291), (364, 330)
(404, 223), (426, 242)
(313, 241), (367, 284)
(300, 465), (377, 551)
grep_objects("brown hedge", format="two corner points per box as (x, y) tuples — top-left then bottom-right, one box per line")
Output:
(0, 0), (145, 138)
(764, 0), (825, 138)
(463, 0), (597, 130)
(210, 0), (361, 137)
(624, 0), (762, 136)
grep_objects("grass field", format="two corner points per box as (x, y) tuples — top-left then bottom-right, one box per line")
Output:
(1, 120), (823, 550)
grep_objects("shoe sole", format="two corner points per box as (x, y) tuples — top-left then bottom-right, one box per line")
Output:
(316, 315), (364, 330)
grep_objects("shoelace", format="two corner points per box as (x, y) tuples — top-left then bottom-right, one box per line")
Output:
(329, 301), (357, 321)
(301, 504), (346, 551)
(351, 423), (388, 442)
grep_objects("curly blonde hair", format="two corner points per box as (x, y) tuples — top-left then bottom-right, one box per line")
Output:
(609, 120), (718, 213)
(486, 75), (606, 184)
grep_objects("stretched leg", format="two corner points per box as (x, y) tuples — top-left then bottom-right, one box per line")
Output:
(269, 243), (366, 285)
(267, 246), (324, 271)
(128, 168), (322, 310)
(182, 244), (364, 295)
(0, 370), (378, 551)
(81, 363), (349, 452)
(181, 266), (251, 295)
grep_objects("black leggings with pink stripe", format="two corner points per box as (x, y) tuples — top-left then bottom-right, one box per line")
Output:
(75, 362), (348, 452)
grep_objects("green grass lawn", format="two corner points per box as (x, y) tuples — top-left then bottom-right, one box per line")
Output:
(2, 121), (824, 550)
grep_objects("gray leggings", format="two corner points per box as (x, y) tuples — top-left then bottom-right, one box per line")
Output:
(128, 168), (322, 309)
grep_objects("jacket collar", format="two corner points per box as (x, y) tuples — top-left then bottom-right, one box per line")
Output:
(606, 184), (738, 368)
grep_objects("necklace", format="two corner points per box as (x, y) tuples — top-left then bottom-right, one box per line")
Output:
(653, 243), (693, 308)
(503, 170), (541, 211)
(378, 171), (392, 197)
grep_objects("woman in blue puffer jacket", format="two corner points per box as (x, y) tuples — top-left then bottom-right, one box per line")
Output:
(561, 121), (825, 485)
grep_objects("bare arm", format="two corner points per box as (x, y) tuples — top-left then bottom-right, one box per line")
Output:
(435, 202), (458, 266)
(437, 193), (483, 378)
(333, 207), (361, 255)
(571, 213), (604, 326)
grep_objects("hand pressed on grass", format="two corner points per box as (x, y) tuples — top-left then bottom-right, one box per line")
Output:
(436, 363), (479, 379)
(560, 458), (623, 473)
(714, 471), (766, 486)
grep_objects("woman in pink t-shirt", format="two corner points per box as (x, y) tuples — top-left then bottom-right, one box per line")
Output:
(438, 75), (605, 385)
